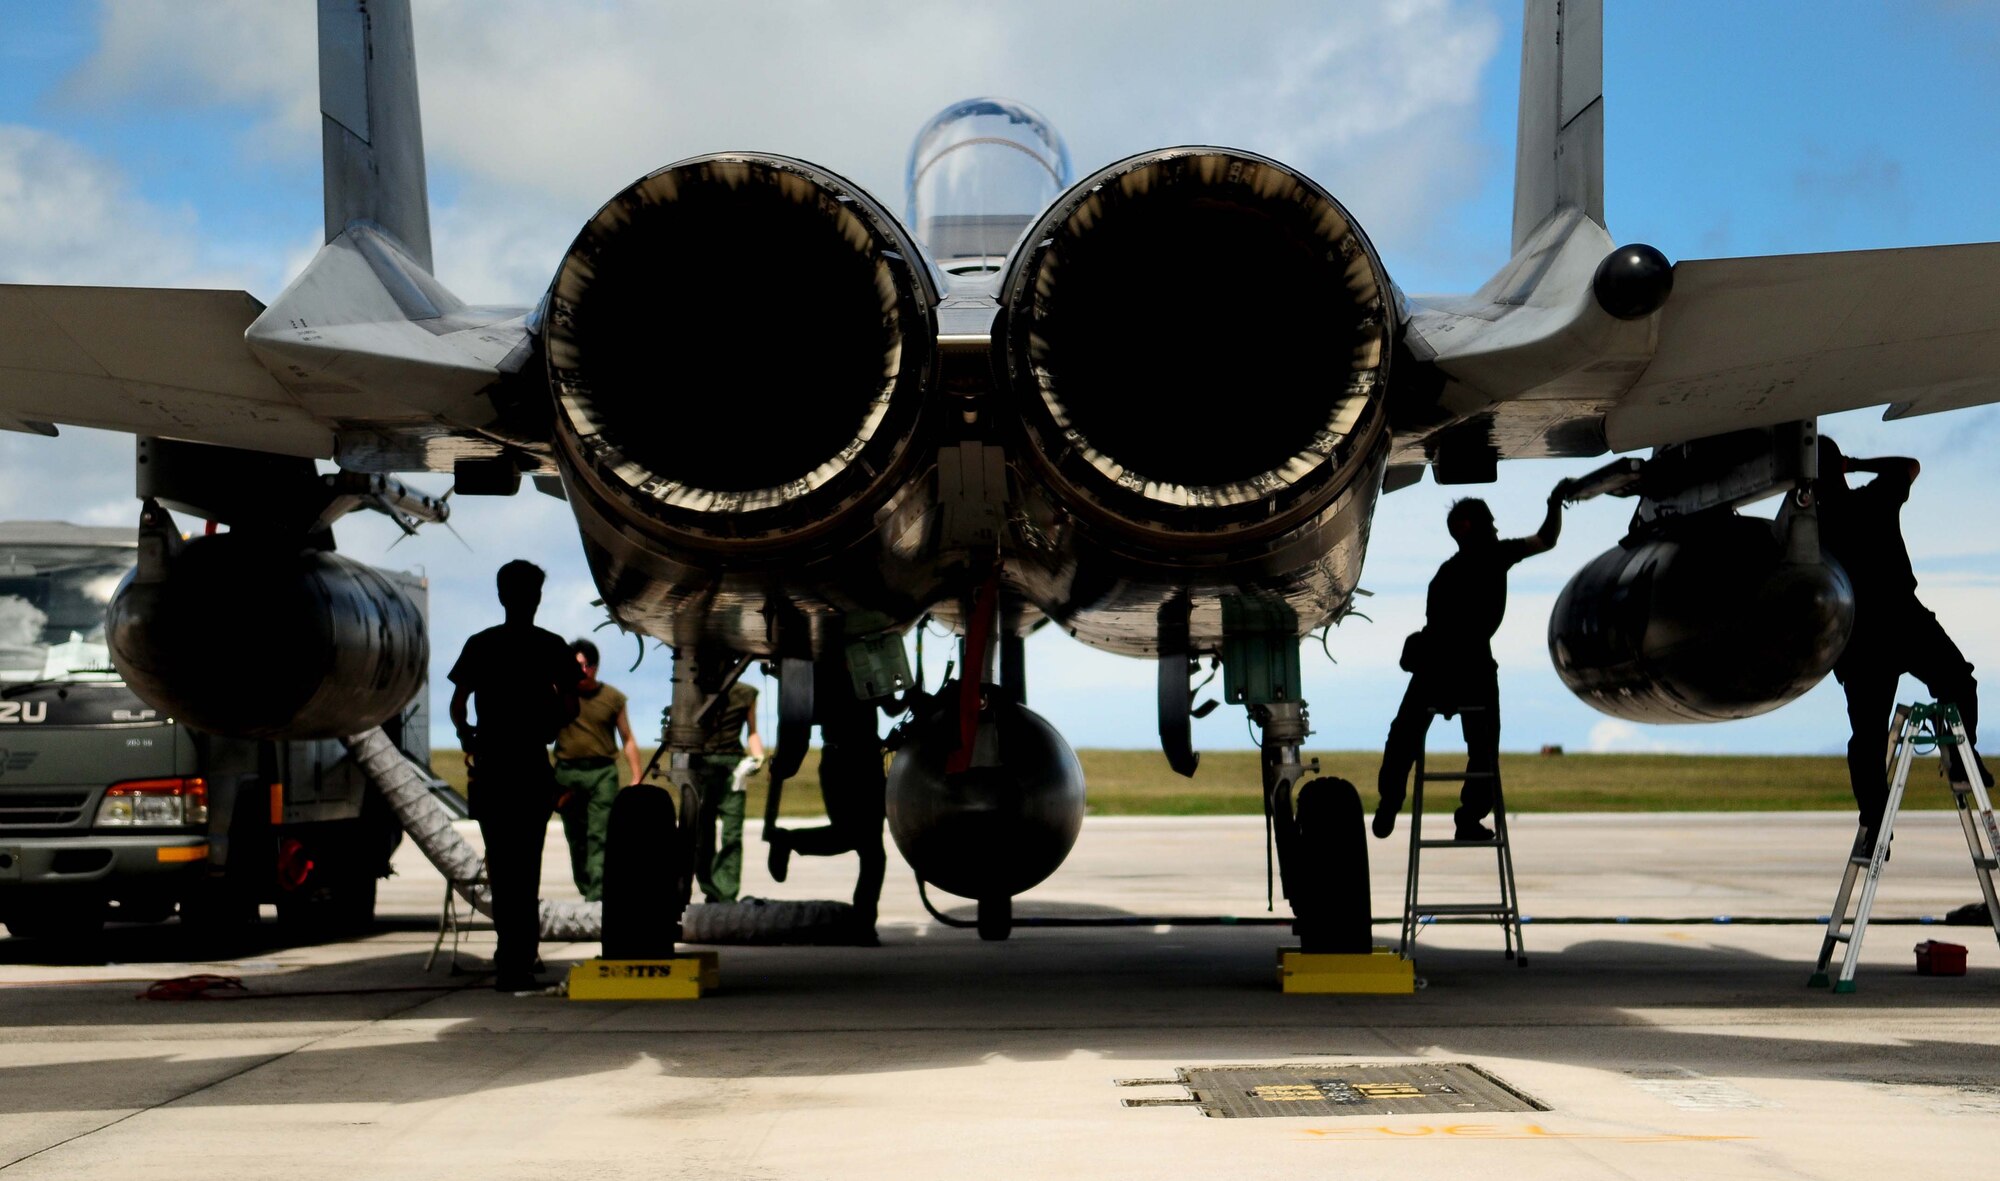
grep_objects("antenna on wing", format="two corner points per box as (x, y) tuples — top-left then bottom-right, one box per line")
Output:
(1511, 0), (1604, 253)
(319, 0), (433, 270)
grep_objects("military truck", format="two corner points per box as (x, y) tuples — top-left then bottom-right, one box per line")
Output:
(0, 521), (430, 941)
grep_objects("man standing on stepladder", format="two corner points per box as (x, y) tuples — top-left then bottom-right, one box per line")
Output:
(1816, 436), (1991, 844)
(1373, 480), (1574, 843)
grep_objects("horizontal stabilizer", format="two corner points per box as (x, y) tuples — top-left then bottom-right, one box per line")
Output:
(1605, 242), (2000, 451)
(0, 286), (330, 456)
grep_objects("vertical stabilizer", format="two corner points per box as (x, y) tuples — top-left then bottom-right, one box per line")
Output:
(1511, 0), (1603, 254)
(319, 0), (432, 271)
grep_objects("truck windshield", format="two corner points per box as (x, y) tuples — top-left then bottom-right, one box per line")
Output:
(0, 544), (134, 684)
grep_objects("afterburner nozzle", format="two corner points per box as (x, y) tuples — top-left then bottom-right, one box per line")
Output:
(999, 147), (1394, 544)
(545, 154), (939, 551)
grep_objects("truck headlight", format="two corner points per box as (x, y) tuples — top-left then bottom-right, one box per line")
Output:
(97, 777), (209, 827)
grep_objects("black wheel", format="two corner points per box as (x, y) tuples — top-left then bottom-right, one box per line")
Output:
(1292, 777), (1372, 954)
(977, 896), (1012, 942)
(182, 780), (271, 942)
(277, 873), (377, 935)
(178, 878), (261, 952)
(4, 894), (106, 942)
(603, 784), (682, 958)
(109, 897), (178, 925)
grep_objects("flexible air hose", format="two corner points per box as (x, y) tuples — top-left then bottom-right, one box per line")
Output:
(342, 727), (602, 941)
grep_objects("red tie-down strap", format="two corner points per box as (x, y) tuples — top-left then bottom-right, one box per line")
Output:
(947, 567), (1001, 775)
(139, 974), (248, 1001)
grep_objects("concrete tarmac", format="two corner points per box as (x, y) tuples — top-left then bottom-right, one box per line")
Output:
(3, 810), (1997, 1179)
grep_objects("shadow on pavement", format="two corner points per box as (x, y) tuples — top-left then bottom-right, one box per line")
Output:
(2, 922), (1996, 1115)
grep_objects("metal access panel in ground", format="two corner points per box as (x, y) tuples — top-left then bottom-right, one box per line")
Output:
(1127, 1063), (1547, 1119)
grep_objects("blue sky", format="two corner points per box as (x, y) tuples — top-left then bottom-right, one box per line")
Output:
(1, 2), (1997, 759)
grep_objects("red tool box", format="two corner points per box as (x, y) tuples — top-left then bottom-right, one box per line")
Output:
(1915, 941), (1967, 976)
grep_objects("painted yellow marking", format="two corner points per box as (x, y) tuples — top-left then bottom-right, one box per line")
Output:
(1253, 1086), (1324, 1101)
(1353, 1083), (1424, 1099)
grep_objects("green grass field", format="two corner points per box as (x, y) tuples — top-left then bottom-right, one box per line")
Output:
(429, 748), (1899, 816)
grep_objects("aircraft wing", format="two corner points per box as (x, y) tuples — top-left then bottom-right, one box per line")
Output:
(1603, 241), (2000, 452)
(0, 285), (331, 456)
(0, 273), (537, 469)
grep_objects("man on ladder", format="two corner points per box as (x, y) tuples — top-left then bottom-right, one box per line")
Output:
(1812, 700), (2000, 991)
(1372, 479), (1575, 842)
(1816, 436), (1992, 849)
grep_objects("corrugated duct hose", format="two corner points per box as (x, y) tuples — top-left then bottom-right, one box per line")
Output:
(342, 727), (602, 941)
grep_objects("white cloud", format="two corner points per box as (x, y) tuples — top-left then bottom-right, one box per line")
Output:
(0, 125), (248, 288)
(1587, 719), (1670, 754)
(59, 4), (319, 145)
(65, 0), (1505, 302)
(0, 430), (132, 534)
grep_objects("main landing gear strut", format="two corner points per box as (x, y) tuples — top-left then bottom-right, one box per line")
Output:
(1161, 600), (1372, 953)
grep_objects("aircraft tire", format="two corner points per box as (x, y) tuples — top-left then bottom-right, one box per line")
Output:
(602, 784), (682, 959)
(1292, 777), (1372, 954)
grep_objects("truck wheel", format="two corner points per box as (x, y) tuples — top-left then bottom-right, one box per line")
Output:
(5, 897), (106, 942)
(110, 897), (178, 925)
(336, 876), (379, 929)
(277, 869), (378, 936)
(179, 879), (260, 944)
(273, 820), (382, 939)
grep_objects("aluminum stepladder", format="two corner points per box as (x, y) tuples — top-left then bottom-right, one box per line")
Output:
(425, 872), (491, 974)
(1399, 706), (1526, 964)
(1811, 701), (2000, 992)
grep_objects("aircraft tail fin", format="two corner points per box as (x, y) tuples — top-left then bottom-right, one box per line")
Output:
(318, 0), (433, 271)
(1511, 0), (1604, 254)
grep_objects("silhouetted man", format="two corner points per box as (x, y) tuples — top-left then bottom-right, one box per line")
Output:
(1817, 435), (1986, 839)
(448, 560), (579, 992)
(766, 659), (889, 941)
(1374, 481), (1572, 842)
(553, 639), (642, 902)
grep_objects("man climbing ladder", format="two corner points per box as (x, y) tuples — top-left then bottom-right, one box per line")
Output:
(1812, 701), (2000, 993)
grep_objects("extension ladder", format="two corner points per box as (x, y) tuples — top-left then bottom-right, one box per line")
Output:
(1400, 707), (1526, 963)
(1811, 701), (2000, 992)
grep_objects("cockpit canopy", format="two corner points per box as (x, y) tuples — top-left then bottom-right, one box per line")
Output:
(906, 98), (1071, 274)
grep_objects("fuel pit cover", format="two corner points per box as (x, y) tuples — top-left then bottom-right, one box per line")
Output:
(1119, 1063), (1545, 1119)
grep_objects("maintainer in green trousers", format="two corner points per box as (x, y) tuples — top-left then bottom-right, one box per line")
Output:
(695, 754), (746, 902)
(555, 756), (621, 901)
(550, 640), (643, 903)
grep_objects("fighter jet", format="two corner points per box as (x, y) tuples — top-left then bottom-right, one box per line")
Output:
(2, 0), (1995, 947)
